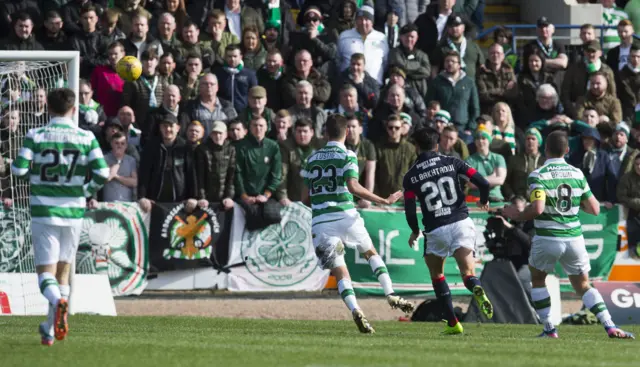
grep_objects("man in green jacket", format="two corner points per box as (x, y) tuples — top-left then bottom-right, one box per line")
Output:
(235, 116), (282, 205)
(426, 50), (480, 144)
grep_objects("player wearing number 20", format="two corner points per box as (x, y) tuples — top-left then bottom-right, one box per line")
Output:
(11, 88), (109, 346)
(502, 131), (634, 340)
(301, 114), (414, 334)
(403, 127), (494, 335)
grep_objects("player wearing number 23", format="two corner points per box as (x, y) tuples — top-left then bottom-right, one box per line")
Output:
(403, 127), (494, 335)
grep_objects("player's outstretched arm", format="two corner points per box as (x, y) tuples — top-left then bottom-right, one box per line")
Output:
(503, 189), (545, 222)
(10, 130), (35, 179)
(403, 191), (420, 234)
(346, 178), (401, 205)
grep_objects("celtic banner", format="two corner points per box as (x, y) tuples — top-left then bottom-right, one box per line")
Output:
(0, 207), (34, 273)
(147, 202), (229, 272)
(75, 202), (150, 296)
(346, 207), (620, 296)
(227, 202), (330, 291)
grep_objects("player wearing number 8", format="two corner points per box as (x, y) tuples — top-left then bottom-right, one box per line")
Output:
(501, 130), (634, 340)
(11, 88), (109, 345)
(403, 127), (494, 335)
(301, 114), (415, 334)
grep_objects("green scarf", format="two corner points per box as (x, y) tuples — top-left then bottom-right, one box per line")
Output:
(79, 99), (101, 113)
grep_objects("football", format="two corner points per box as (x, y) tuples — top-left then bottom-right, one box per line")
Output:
(116, 55), (142, 82)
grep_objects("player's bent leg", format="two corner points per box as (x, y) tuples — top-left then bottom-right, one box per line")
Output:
(453, 248), (493, 320)
(569, 274), (635, 340)
(425, 254), (462, 335)
(332, 266), (374, 334)
(360, 247), (414, 314)
(529, 266), (558, 338)
(53, 261), (72, 341)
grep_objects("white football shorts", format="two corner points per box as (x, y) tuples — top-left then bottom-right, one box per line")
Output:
(424, 217), (477, 257)
(529, 235), (590, 276)
(312, 213), (373, 269)
(31, 222), (82, 267)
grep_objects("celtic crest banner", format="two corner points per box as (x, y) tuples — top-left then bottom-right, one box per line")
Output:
(75, 202), (150, 296)
(227, 202), (330, 291)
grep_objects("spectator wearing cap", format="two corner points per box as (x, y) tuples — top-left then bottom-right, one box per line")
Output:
(426, 51), (480, 143)
(325, 0), (357, 38)
(262, 19), (289, 57)
(37, 10), (69, 51)
(282, 49), (332, 108)
(287, 80), (328, 138)
(414, 0), (455, 56)
(616, 45), (640, 123)
(601, 0), (629, 53)
(277, 118), (322, 206)
(99, 131), (138, 203)
(239, 86), (275, 130)
(338, 5), (389, 85)
(200, 10), (240, 64)
(561, 40), (617, 120)
(607, 122), (639, 178)
(214, 43), (258, 112)
(465, 125), (506, 203)
(68, 5), (109, 79)
(576, 72), (623, 129)
(183, 73), (238, 136)
(374, 114), (417, 198)
(234, 116), (283, 230)
(175, 20), (217, 71)
(371, 84), (420, 142)
(123, 50), (168, 132)
(138, 112), (196, 213)
(379, 66), (426, 119)
(257, 49), (286, 111)
(476, 43), (517, 114)
(516, 49), (557, 127)
(194, 120), (236, 211)
(344, 113), (377, 208)
(431, 14), (484, 79)
(249, 0), (295, 46)
(289, 6), (338, 75)
(568, 127), (617, 204)
(332, 53), (380, 111)
(435, 110), (470, 159)
(389, 23), (431, 98)
(606, 19), (638, 71)
(523, 17), (568, 74)
(503, 128), (545, 201)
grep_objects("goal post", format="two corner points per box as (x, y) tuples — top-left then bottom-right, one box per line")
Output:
(0, 51), (80, 315)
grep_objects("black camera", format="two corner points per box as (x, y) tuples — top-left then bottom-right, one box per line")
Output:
(483, 215), (509, 259)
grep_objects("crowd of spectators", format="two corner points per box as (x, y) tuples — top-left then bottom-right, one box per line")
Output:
(0, 0), (639, 239)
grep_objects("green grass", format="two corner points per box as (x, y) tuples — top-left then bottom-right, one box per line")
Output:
(0, 317), (637, 367)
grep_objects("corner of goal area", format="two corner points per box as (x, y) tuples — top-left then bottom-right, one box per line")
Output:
(0, 273), (116, 316)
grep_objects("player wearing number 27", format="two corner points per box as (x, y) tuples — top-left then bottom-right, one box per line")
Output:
(403, 127), (494, 335)
(301, 114), (414, 334)
(502, 130), (634, 340)
(11, 88), (109, 346)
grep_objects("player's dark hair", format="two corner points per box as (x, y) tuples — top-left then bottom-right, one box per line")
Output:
(412, 127), (440, 152)
(294, 118), (314, 130)
(325, 114), (348, 140)
(546, 130), (569, 157)
(47, 88), (76, 116)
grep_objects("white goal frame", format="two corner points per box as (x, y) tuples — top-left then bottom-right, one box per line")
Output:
(0, 51), (80, 315)
(0, 51), (80, 123)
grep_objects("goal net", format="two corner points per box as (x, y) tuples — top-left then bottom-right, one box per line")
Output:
(0, 51), (79, 315)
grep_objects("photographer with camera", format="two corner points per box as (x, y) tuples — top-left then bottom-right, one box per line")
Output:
(484, 196), (533, 293)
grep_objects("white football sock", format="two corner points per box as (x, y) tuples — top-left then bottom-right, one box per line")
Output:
(367, 255), (394, 296)
(38, 273), (61, 306)
(59, 285), (70, 300)
(531, 287), (554, 331)
(338, 279), (360, 312)
(582, 288), (615, 328)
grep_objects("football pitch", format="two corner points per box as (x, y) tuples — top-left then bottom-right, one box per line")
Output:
(0, 316), (637, 367)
